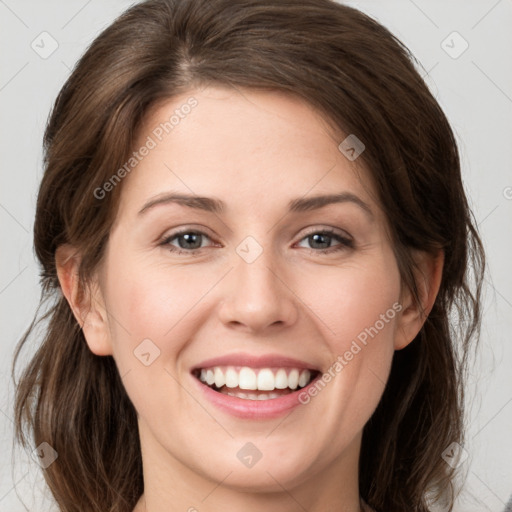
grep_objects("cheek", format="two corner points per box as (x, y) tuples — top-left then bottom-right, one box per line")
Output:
(297, 254), (401, 412)
(102, 255), (211, 358)
(100, 260), (210, 414)
(107, 261), (206, 332)
(298, 256), (401, 348)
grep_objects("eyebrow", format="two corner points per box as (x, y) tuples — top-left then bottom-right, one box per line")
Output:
(138, 191), (373, 218)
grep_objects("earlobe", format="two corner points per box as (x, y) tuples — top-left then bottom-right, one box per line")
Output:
(394, 250), (444, 350)
(55, 244), (113, 356)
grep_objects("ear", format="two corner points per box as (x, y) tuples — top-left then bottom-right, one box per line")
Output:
(394, 249), (444, 350)
(55, 244), (113, 356)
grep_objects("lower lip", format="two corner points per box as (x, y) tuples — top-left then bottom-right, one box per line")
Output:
(191, 373), (320, 420)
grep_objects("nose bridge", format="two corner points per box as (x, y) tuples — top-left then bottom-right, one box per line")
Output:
(237, 239), (279, 295)
(218, 234), (297, 331)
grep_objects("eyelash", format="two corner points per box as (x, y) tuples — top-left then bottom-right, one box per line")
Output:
(159, 227), (354, 256)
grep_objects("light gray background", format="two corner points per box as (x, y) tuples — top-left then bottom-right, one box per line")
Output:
(1, 1), (511, 511)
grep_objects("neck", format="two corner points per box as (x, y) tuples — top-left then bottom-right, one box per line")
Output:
(133, 421), (364, 512)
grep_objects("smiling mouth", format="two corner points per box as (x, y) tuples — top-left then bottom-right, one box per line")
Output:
(192, 366), (320, 400)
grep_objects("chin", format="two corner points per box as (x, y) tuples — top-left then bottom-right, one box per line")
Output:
(199, 450), (315, 492)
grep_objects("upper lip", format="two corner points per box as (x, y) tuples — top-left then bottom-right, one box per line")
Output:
(191, 352), (320, 372)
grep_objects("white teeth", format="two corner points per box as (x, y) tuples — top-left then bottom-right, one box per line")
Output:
(225, 367), (239, 388)
(274, 369), (288, 389)
(226, 391), (283, 400)
(298, 369), (310, 388)
(257, 368), (275, 391)
(214, 367), (225, 388)
(288, 369), (299, 389)
(197, 366), (313, 392)
(239, 367), (257, 390)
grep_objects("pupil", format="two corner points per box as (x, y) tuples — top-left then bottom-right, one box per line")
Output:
(311, 233), (330, 249)
(180, 233), (201, 249)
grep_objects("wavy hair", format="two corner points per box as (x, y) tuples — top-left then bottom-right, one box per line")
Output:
(12, 0), (485, 510)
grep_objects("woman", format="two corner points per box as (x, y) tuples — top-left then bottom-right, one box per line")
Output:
(12, 0), (485, 511)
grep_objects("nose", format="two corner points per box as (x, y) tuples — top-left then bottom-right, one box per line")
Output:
(217, 245), (298, 334)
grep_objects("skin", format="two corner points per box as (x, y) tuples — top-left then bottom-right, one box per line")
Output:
(56, 86), (443, 512)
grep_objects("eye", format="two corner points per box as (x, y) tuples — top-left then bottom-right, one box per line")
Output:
(159, 227), (354, 256)
(295, 228), (354, 254)
(160, 229), (215, 255)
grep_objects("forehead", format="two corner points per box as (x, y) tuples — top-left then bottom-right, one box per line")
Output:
(117, 86), (380, 219)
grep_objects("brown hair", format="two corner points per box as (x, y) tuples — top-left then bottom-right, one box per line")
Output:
(12, 0), (485, 511)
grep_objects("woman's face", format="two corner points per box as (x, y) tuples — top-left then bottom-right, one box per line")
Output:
(87, 86), (411, 501)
